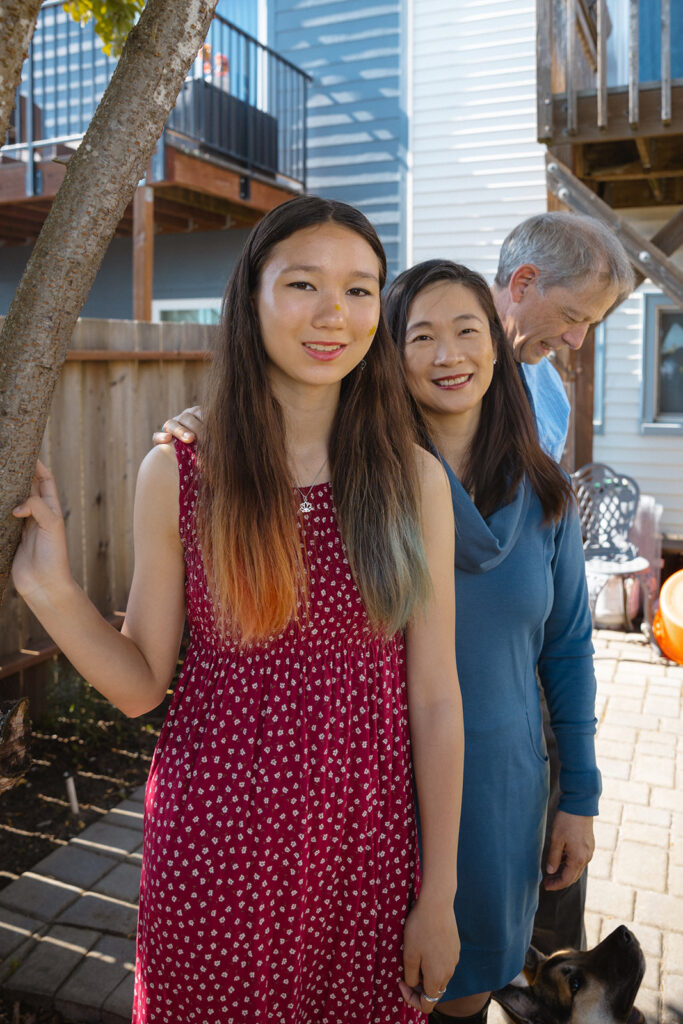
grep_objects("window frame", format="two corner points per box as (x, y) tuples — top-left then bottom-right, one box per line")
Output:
(593, 321), (605, 435)
(151, 297), (222, 324)
(641, 291), (683, 436)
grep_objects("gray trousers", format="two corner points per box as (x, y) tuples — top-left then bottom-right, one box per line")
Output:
(531, 688), (587, 955)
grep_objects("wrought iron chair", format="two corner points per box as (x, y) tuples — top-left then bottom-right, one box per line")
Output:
(571, 462), (651, 630)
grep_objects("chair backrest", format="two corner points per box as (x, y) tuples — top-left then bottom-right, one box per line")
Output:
(571, 462), (641, 561)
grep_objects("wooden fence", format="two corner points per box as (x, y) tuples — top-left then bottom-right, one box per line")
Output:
(0, 318), (213, 687)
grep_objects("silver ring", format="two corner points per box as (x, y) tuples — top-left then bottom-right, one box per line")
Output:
(422, 992), (441, 1004)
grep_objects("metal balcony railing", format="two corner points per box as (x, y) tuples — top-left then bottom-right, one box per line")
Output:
(3, 2), (311, 197)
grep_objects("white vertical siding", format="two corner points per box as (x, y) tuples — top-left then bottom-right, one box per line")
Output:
(595, 209), (683, 539)
(410, 0), (546, 280)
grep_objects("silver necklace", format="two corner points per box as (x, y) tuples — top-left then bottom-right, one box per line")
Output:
(296, 457), (328, 514)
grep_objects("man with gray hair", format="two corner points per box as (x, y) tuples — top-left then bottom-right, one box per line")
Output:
(491, 211), (634, 956)
(492, 211), (634, 461)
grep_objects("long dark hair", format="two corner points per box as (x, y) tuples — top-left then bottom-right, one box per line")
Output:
(198, 195), (431, 642)
(384, 259), (571, 522)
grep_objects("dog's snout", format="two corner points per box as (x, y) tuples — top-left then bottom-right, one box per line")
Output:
(616, 925), (633, 945)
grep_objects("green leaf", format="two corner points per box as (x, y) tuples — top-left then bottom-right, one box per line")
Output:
(62, 0), (146, 57)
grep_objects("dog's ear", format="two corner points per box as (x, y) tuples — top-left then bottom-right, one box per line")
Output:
(493, 985), (552, 1024)
(523, 945), (547, 982)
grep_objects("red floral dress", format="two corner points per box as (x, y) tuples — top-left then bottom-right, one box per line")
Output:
(132, 441), (421, 1024)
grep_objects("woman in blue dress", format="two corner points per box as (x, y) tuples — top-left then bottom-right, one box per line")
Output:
(384, 260), (601, 1024)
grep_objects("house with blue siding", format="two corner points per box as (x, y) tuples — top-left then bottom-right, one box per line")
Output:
(0, 0), (307, 323)
(2, 0), (682, 547)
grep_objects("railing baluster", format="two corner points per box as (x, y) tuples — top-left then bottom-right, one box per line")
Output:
(628, 0), (639, 127)
(3, 2), (311, 193)
(661, 0), (671, 124)
(567, 0), (577, 135)
(597, 0), (607, 129)
(536, 0), (553, 140)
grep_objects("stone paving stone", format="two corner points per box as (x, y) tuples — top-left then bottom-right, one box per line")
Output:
(102, 971), (135, 1024)
(635, 891), (683, 933)
(57, 891), (138, 938)
(668, 863), (683, 900)
(125, 841), (143, 866)
(620, 821), (670, 848)
(625, 804), (672, 828)
(92, 862), (141, 904)
(601, 776), (650, 805)
(633, 754), (675, 788)
(664, 931), (683, 974)
(585, 910), (601, 946)
(615, 840), (668, 892)
(30, 846), (118, 889)
(594, 660), (617, 681)
(3, 924), (100, 1000)
(651, 787), (683, 813)
(594, 820), (619, 851)
(597, 723), (637, 744)
(661, 974), (683, 1024)
(0, 872), (81, 922)
(638, 736), (678, 758)
(635, 986), (661, 1023)
(596, 737), (635, 760)
(644, 695), (682, 718)
(54, 934), (136, 1024)
(0, 908), (43, 960)
(608, 695), (645, 714)
(71, 821), (141, 858)
(596, 797), (624, 824)
(643, 955), (661, 990)
(599, 755), (632, 780)
(586, 877), (636, 919)
(609, 711), (662, 732)
(129, 783), (146, 802)
(588, 847), (613, 879)
(102, 801), (144, 833)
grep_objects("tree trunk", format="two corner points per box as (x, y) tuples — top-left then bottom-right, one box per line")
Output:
(0, 0), (219, 606)
(0, 0), (43, 144)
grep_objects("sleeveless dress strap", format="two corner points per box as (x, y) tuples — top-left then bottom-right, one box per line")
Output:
(172, 438), (200, 551)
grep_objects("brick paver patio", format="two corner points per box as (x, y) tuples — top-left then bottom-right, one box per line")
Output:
(1, 629), (682, 1022)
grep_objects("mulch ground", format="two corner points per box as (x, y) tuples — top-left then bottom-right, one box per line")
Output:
(1, 671), (169, 893)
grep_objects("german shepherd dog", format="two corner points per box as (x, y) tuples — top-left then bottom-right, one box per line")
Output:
(493, 926), (646, 1024)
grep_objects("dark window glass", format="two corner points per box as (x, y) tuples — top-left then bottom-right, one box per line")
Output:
(658, 310), (683, 416)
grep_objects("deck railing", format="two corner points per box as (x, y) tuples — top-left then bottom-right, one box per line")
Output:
(3, 2), (310, 195)
(537, 0), (680, 141)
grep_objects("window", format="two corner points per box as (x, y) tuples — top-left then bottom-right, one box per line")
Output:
(642, 293), (683, 435)
(593, 322), (605, 435)
(152, 298), (221, 325)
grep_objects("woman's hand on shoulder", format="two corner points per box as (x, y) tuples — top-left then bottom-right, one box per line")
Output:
(152, 405), (203, 446)
(400, 894), (460, 1013)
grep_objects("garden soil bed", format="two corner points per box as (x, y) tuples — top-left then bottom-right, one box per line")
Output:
(1, 667), (171, 1020)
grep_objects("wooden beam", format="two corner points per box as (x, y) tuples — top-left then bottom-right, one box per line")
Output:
(64, 349), (211, 361)
(597, 0), (607, 129)
(547, 83), (683, 144)
(132, 184), (154, 322)
(628, 0), (639, 127)
(630, 207), (683, 290)
(161, 145), (297, 214)
(662, 0), (672, 123)
(546, 152), (683, 307)
(537, 0), (553, 140)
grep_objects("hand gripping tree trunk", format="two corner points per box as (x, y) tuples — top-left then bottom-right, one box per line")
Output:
(0, 0), (219, 608)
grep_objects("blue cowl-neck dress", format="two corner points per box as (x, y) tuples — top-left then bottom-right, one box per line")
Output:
(438, 461), (601, 999)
